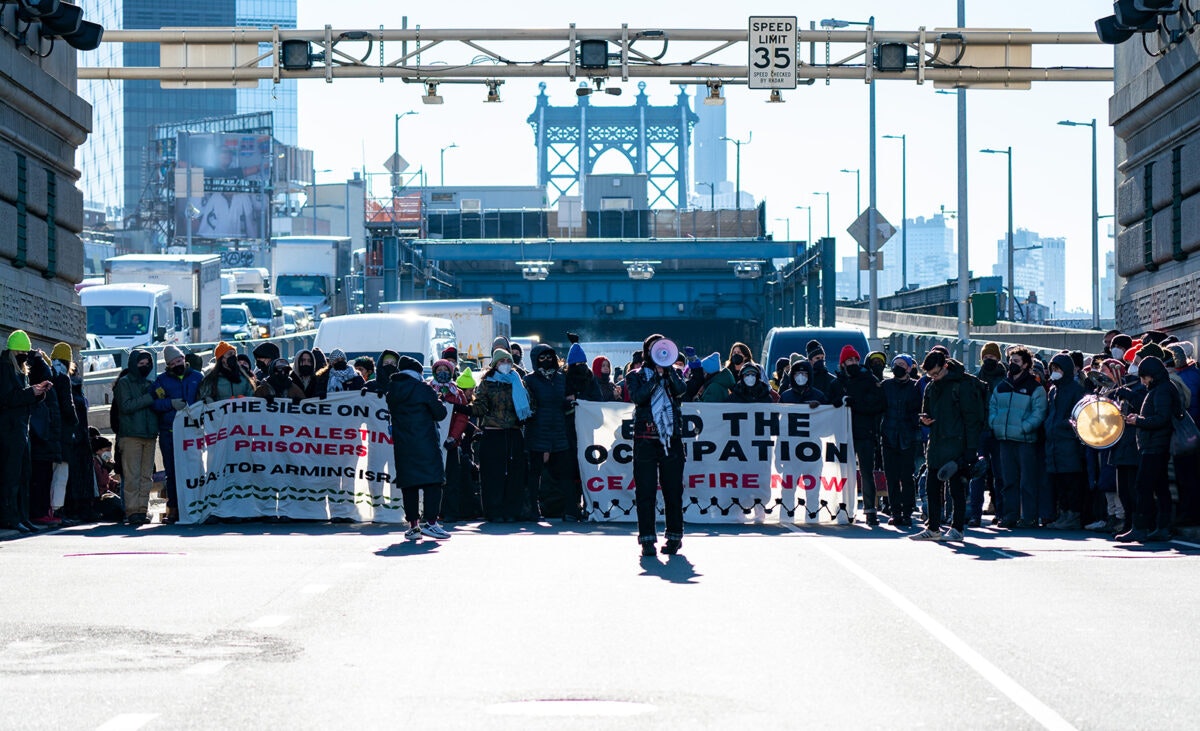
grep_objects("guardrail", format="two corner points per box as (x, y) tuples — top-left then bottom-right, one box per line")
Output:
(886, 332), (1065, 374)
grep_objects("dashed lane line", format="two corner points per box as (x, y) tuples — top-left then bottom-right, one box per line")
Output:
(246, 614), (290, 629)
(96, 713), (158, 731)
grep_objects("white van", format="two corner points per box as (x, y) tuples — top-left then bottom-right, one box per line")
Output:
(81, 283), (176, 349)
(313, 313), (456, 367)
(221, 293), (286, 337)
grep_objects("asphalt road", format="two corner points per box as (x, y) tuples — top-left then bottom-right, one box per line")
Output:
(2, 520), (1199, 730)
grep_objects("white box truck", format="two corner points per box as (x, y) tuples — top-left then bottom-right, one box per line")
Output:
(104, 254), (222, 344)
(270, 236), (352, 320)
(313, 313), (456, 368)
(81, 283), (177, 350)
(379, 298), (512, 366)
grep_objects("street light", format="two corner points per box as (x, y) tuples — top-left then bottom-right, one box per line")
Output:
(698, 181), (715, 210)
(795, 205), (812, 245)
(840, 167), (862, 299)
(439, 143), (458, 187)
(812, 191), (830, 238)
(774, 217), (791, 241)
(719, 132), (751, 211)
(393, 111), (418, 193)
(981, 146), (1014, 320)
(311, 166), (333, 233)
(882, 133), (908, 290)
(1058, 118), (1099, 329)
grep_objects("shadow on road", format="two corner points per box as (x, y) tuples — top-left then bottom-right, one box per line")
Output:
(375, 541), (439, 557)
(638, 554), (701, 584)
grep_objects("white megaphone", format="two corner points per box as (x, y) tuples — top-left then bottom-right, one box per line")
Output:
(650, 338), (680, 368)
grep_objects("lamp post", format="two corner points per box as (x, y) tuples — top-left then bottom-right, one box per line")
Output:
(774, 217), (791, 240)
(981, 146), (1014, 320)
(311, 166), (333, 234)
(1058, 118), (1099, 329)
(795, 205), (812, 245)
(812, 191), (830, 238)
(698, 181), (715, 210)
(839, 167), (862, 299)
(439, 143), (458, 187)
(393, 110), (418, 193)
(882, 133), (907, 290)
(720, 132), (751, 211)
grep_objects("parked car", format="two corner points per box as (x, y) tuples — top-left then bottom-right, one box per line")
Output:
(282, 309), (297, 335)
(82, 333), (117, 372)
(282, 305), (315, 333)
(221, 304), (261, 341)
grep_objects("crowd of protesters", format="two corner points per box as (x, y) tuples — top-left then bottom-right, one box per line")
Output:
(2, 325), (1198, 554)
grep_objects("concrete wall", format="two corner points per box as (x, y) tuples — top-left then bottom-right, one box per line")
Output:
(0, 8), (92, 353)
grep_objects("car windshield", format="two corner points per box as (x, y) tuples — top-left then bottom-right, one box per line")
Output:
(86, 306), (151, 336)
(222, 308), (249, 325)
(276, 275), (327, 297)
(227, 298), (271, 320)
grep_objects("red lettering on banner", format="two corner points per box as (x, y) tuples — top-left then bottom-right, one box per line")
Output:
(743, 473), (759, 489)
(587, 477), (604, 492)
(801, 474), (817, 490)
(720, 473), (738, 488)
(820, 476), (846, 492)
(771, 474), (793, 490)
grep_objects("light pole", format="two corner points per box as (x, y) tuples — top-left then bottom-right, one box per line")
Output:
(883, 133), (907, 290)
(840, 167), (862, 299)
(1058, 118), (1099, 329)
(439, 143), (458, 187)
(311, 166), (333, 234)
(812, 191), (830, 238)
(698, 182), (715, 210)
(393, 110), (418, 193)
(981, 146), (1014, 320)
(774, 217), (791, 240)
(795, 205), (812, 245)
(720, 133), (752, 211)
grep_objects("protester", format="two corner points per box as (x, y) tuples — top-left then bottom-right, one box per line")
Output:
(317, 348), (365, 396)
(970, 342), (1008, 526)
(729, 363), (774, 403)
(1119, 355), (1181, 542)
(198, 341), (255, 403)
(699, 349), (735, 403)
(65, 364), (95, 522)
(27, 351), (71, 526)
(629, 334), (688, 556)
(779, 360), (827, 405)
(0, 332), (52, 533)
(913, 350), (985, 541)
(152, 344), (203, 524)
(865, 351), (888, 382)
(91, 435), (121, 500)
(113, 348), (159, 525)
(470, 348), (530, 522)
(1043, 353), (1088, 530)
(252, 341), (281, 381)
(291, 350), (320, 397)
(989, 347), (1047, 529)
(836, 346), (887, 526)
(1165, 343), (1199, 525)
(881, 354), (921, 527)
(1101, 358), (1136, 533)
(509, 341), (528, 377)
(254, 358), (306, 403)
(364, 350), (400, 396)
(354, 356), (375, 384)
(561, 341), (596, 520)
(387, 355), (451, 541)
(807, 341), (838, 397)
(523, 343), (577, 521)
(770, 357), (790, 393)
(588, 356), (621, 402)
(429, 358), (476, 523)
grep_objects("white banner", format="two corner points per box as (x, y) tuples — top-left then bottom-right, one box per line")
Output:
(173, 392), (448, 524)
(575, 402), (857, 524)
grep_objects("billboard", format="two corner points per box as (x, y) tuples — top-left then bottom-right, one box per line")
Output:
(176, 192), (266, 240)
(178, 133), (273, 186)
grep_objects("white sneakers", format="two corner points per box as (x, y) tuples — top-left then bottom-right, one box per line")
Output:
(910, 526), (965, 542)
(420, 522), (451, 539)
(404, 526), (422, 541)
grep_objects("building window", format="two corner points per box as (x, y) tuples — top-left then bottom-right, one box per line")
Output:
(15, 154), (27, 268)
(1172, 146), (1185, 262)
(1143, 161), (1156, 272)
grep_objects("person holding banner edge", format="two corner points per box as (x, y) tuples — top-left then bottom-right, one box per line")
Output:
(386, 355), (451, 541)
(629, 334), (688, 557)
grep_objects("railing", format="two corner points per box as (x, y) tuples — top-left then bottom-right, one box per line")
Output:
(886, 332), (1063, 374)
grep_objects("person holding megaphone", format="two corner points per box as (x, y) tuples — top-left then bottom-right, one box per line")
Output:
(629, 334), (688, 557)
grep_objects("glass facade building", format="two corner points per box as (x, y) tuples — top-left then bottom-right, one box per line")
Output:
(79, 0), (297, 219)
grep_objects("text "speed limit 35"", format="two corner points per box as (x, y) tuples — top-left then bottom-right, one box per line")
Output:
(748, 16), (797, 90)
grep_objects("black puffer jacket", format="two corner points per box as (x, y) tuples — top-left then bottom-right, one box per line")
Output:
(524, 344), (570, 452)
(386, 370), (448, 488)
(1107, 378), (1146, 468)
(629, 365), (687, 441)
(27, 355), (67, 463)
(1133, 357), (1181, 455)
(0, 350), (41, 491)
(880, 377), (921, 451)
(837, 365), (886, 440)
(1044, 353), (1086, 474)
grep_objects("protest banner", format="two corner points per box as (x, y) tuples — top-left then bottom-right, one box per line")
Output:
(574, 401), (857, 524)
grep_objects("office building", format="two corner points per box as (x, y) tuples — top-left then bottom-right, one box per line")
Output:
(992, 228), (1067, 318)
(903, 213), (956, 290)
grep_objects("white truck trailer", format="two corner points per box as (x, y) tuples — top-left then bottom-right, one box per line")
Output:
(104, 254), (222, 344)
(379, 298), (512, 365)
(270, 236), (352, 320)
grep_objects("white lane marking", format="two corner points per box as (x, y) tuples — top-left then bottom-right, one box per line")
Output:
(299, 583), (331, 594)
(339, 562), (366, 571)
(246, 614), (290, 629)
(993, 549), (1017, 559)
(1171, 539), (1200, 549)
(784, 524), (1078, 731)
(96, 713), (158, 731)
(182, 660), (230, 676)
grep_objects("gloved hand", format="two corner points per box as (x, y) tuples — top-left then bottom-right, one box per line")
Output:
(443, 438), (458, 449)
(936, 460), (959, 481)
(451, 402), (471, 415)
(170, 399), (187, 411)
(807, 401), (822, 409)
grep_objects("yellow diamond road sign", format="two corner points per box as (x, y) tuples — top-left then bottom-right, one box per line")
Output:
(847, 208), (896, 251)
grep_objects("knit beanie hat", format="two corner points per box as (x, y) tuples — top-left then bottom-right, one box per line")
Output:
(981, 342), (1002, 361)
(441, 345), (458, 362)
(214, 341), (235, 362)
(866, 351), (887, 367)
(253, 341), (281, 361)
(163, 344), (184, 364)
(1165, 344), (1189, 368)
(789, 352), (805, 367)
(839, 344), (861, 366)
(6, 330), (31, 351)
(329, 348), (348, 363)
(1110, 334), (1133, 350)
(567, 343), (587, 366)
(1138, 342), (1165, 362)
(893, 354), (915, 369)
(456, 367), (476, 389)
(396, 355), (422, 375)
(51, 342), (72, 362)
(699, 352), (722, 374)
(806, 339), (824, 358)
(491, 348), (512, 366)
(592, 356), (611, 378)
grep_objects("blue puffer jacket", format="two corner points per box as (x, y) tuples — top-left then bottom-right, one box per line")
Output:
(1043, 354), (1086, 474)
(151, 366), (204, 432)
(988, 370), (1046, 443)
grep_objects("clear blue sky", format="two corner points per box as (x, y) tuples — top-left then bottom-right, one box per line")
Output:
(295, 1), (1116, 311)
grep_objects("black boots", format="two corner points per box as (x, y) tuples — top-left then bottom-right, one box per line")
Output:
(661, 539), (682, 555)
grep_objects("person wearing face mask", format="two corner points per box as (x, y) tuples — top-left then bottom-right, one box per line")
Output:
(1108, 358), (1145, 535)
(969, 342), (1008, 527)
(1042, 354), (1088, 530)
(288, 350), (318, 397)
(805, 340), (838, 396)
(316, 348), (364, 397)
(509, 342), (529, 377)
(254, 358), (307, 403)
(363, 350), (401, 396)
(835, 346), (887, 526)
(27, 348), (74, 527)
(586, 356), (620, 402)
(729, 363), (773, 403)
(199, 341), (256, 404)
(1119, 355), (1183, 542)
(988, 347), (1047, 529)
(880, 355), (921, 527)
(865, 351), (888, 383)
(427, 358), (474, 523)
(252, 341), (282, 382)
(112, 348), (159, 525)
(65, 363), (96, 523)
(779, 360), (827, 406)
(470, 348), (532, 522)
(387, 355), (451, 541)
(521, 343), (575, 521)
(728, 342), (754, 375)
(91, 436), (121, 506)
(699, 349), (736, 403)
(152, 344), (203, 524)
(0, 331), (54, 533)
(1108, 333), (1134, 367)
(629, 333), (688, 556)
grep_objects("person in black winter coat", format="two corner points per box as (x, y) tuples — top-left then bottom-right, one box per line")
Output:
(1117, 356), (1181, 542)
(835, 346), (887, 525)
(524, 343), (575, 520)
(629, 334), (688, 556)
(729, 363), (774, 403)
(66, 369), (95, 521)
(28, 351), (74, 526)
(386, 355), (450, 541)
(1043, 353), (1088, 530)
(1104, 358), (1142, 534)
(0, 332), (53, 533)
(779, 360), (827, 405)
(881, 355), (922, 526)
(807, 343), (839, 400)
(970, 343), (1008, 526)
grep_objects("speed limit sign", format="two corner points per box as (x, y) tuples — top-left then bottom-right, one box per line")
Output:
(748, 16), (797, 90)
